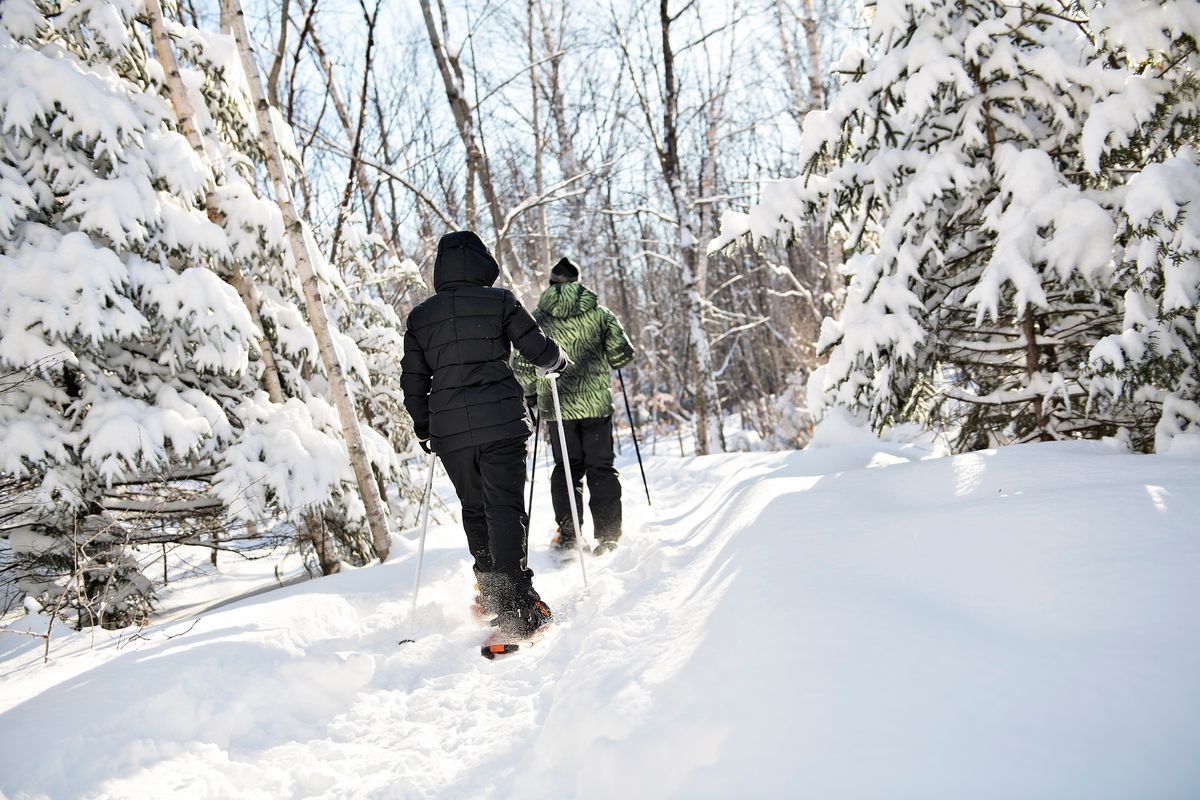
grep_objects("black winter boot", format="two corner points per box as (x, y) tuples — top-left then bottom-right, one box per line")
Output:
(473, 569), (504, 616)
(550, 525), (575, 552)
(493, 597), (554, 638)
(489, 573), (553, 638)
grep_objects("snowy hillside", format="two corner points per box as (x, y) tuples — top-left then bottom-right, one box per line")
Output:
(2, 440), (1198, 799)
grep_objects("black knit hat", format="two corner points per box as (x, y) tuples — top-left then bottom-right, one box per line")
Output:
(550, 257), (580, 284)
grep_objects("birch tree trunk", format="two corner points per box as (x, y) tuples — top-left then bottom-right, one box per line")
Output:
(798, 0), (826, 112)
(222, 0), (393, 561)
(144, 0), (285, 406)
(146, 0), (344, 573)
(265, 0), (290, 107)
(773, 0), (808, 129)
(774, 0), (841, 307)
(797, 0), (837, 287)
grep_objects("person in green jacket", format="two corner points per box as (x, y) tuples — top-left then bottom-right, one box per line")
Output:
(513, 257), (635, 554)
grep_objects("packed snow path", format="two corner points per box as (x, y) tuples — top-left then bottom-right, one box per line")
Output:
(2, 440), (1198, 798)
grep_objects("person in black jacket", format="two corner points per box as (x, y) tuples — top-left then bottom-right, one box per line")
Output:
(400, 231), (565, 638)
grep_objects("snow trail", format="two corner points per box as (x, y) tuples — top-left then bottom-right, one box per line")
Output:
(2, 441), (1198, 798)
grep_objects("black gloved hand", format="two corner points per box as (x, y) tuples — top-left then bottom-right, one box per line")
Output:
(536, 351), (571, 377)
(525, 395), (538, 418)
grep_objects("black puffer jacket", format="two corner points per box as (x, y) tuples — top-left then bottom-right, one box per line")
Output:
(401, 231), (561, 454)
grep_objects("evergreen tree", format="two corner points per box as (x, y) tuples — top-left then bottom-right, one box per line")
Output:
(712, 0), (1200, 452)
(0, 0), (258, 625)
(1084, 1), (1200, 452)
(0, 0), (409, 619)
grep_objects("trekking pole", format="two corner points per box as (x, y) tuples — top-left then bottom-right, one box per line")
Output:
(409, 450), (437, 622)
(527, 409), (540, 524)
(617, 369), (651, 506)
(547, 373), (588, 588)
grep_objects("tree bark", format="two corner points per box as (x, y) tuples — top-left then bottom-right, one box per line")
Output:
(304, 513), (341, 575)
(659, 0), (722, 455)
(303, 1), (410, 283)
(537, 0), (586, 242)
(265, 0), (291, 106)
(1022, 308), (1052, 441)
(417, 0), (520, 285)
(778, 0), (840, 307)
(326, 0), (380, 267)
(773, 0), (807, 129)
(223, 0), (392, 561)
(527, 0), (552, 271)
(798, 0), (826, 112)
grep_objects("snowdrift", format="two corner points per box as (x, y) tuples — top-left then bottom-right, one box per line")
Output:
(2, 440), (1198, 799)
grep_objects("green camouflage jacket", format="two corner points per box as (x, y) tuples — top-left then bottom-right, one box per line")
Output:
(513, 282), (634, 421)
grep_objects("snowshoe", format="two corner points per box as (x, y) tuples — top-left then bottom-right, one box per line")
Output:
(550, 526), (575, 552)
(552, 527), (591, 560)
(480, 599), (554, 659)
(592, 539), (618, 556)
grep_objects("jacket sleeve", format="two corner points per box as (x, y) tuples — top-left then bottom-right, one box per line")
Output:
(503, 291), (561, 371)
(400, 325), (432, 440)
(511, 347), (538, 397)
(602, 308), (635, 369)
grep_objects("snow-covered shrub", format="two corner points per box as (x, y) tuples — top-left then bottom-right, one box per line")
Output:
(10, 515), (153, 628)
(806, 407), (878, 449)
(712, 0), (1200, 453)
(725, 427), (765, 452)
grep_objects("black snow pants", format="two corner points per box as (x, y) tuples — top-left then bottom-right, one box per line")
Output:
(548, 416), (622, 543)
(439, 435), (535, 601)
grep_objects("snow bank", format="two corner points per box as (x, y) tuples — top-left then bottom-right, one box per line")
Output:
(1, 442), (1197, 798)
(806, 406), (878, 448)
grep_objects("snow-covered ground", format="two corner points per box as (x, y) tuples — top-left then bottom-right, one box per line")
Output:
(1, 438), (1198, 799)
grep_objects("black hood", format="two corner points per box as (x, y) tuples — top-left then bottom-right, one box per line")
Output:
(550, 256), (580, 284)
(433, 230), (500, 291)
